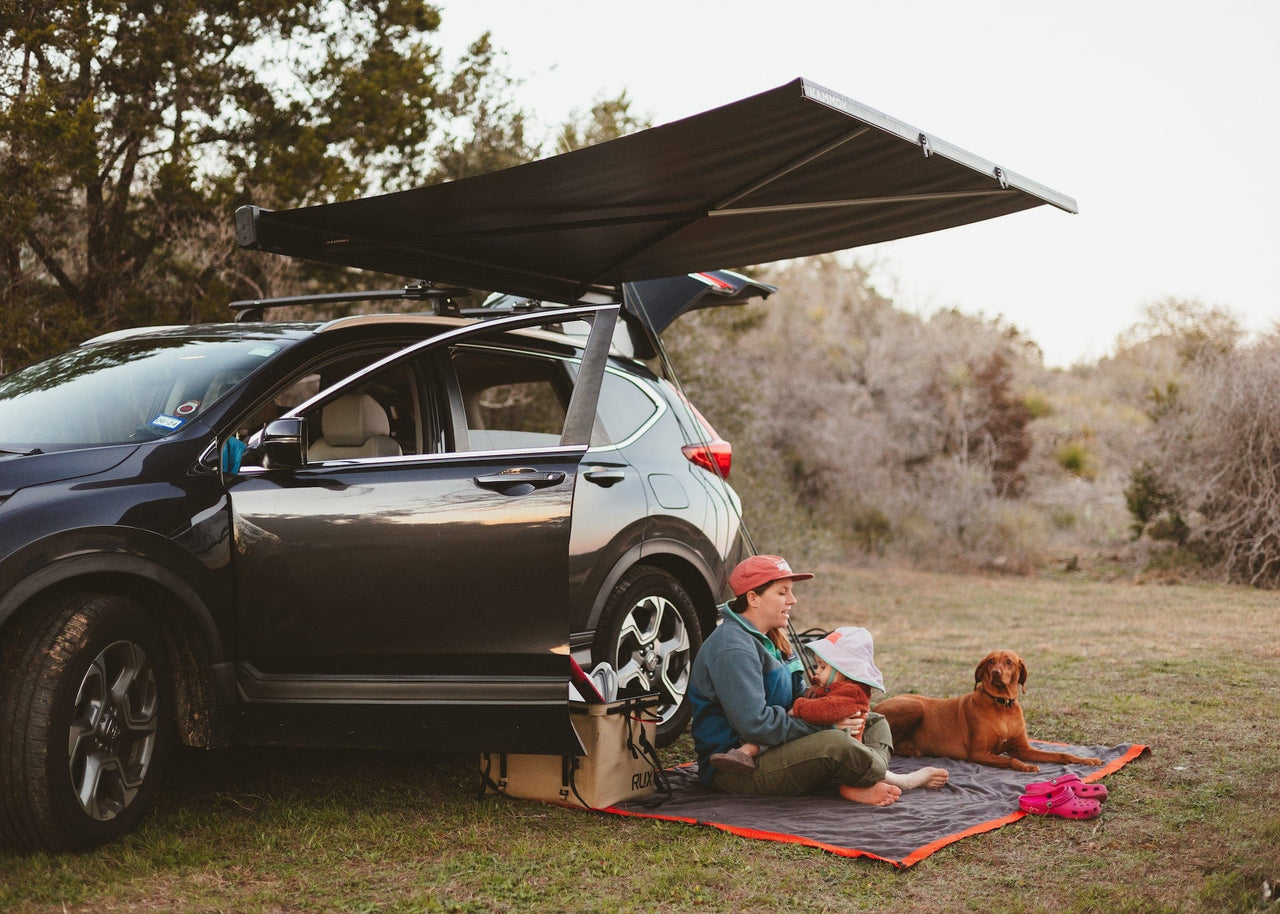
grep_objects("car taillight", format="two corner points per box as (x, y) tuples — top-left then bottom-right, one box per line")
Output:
(665, 378), (733, 478)
(682, 440), (732, 478)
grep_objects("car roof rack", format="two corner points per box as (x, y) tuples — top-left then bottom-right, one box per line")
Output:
(228, 282), (493, 322)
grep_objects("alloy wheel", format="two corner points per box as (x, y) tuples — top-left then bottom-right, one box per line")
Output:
(67, 639), (160, 822)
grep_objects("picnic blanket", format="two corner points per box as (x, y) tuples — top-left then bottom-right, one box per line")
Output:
(603, 741), (1149, 867)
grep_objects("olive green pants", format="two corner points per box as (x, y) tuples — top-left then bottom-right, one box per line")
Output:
(710, 713), (893, 796)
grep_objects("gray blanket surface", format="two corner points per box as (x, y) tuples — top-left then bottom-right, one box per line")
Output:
(608, 742), (1149, 866)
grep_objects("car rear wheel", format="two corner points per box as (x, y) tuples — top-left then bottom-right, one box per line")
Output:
(592, 566), (702, 747)
(0, 593), (171, 852)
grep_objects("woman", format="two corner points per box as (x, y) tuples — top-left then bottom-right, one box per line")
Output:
(688, 554), (947, 805)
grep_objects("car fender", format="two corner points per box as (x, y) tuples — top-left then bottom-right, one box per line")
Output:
(0, 528), (228, 664)
(584, 532), (724, 635)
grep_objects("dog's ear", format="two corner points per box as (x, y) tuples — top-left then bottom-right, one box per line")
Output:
(974, 656), (991, 685)
(1018, 658), (1028, 693)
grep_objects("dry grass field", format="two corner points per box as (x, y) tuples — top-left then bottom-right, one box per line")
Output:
(2, 564), (1277, 913)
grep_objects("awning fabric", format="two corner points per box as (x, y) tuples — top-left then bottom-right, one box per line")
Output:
(237, 78), (1076, 303)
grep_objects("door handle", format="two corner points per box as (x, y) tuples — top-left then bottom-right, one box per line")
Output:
(474, 469), (566, 495)
(583, 466), (626, 488)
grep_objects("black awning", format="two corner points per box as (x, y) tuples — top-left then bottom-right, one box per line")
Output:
(237, 78), (1076, 303)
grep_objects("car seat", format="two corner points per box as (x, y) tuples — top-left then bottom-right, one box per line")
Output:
(307, 393), (402, 460)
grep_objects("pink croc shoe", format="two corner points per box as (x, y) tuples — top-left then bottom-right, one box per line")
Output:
(1018, 783), (1101, 819)
(1023, 772), (1109, 802)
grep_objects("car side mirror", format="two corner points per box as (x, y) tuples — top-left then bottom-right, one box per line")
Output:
(261, 417), (307, 469)
(240, 417), (308, 471)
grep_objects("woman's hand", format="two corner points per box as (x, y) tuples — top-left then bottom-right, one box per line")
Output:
(837, 712), (867, 739)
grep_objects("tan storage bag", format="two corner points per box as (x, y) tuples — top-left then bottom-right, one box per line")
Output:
(480, 696), (662, 809)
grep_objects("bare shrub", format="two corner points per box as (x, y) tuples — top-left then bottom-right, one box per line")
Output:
(1147, 337), (1280, 586)
(979, 503), (1051, 574)
(1014, 299), (1248, 571)
(663, 256), (1048, 569)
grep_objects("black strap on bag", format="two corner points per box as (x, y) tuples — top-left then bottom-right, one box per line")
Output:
(476, 751), (507, 799)
(563, 695), (669, 809)
(561, 754), (582, 805)
(565, 754), (590, 808)
(477, 751), (584, 805)
(620, 697), (671, 808)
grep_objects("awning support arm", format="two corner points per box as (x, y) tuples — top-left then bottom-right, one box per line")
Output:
(710, 187), (1016, 218)
(712, 127), (870, 211)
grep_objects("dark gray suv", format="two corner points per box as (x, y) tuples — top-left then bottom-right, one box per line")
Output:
(0, 290), (751, 851)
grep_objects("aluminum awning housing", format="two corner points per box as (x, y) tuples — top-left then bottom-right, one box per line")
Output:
(236, 77), (1076, 303)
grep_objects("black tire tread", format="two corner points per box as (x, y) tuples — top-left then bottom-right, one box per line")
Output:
(0, 592), (161, 852)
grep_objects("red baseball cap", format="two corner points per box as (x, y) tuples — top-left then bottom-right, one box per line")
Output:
(728, 554), (814, 597)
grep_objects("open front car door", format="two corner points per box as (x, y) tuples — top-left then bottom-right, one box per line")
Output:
(229, 306), (619, 754)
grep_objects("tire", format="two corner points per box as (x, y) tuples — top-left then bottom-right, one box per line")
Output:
(0, 593), (172, 852)
(592, 566), (702, 747)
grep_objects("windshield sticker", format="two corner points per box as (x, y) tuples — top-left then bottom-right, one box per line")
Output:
(175, 400), (201, 417)
(248, 345), (279, 358)
(150, 414), (184, 430)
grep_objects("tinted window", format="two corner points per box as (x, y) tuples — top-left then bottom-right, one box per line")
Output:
(592, 371), (660, 447)
(0, 336), (293, 450)
(304, 358), (423, 458)
(451, 348), (570, 451)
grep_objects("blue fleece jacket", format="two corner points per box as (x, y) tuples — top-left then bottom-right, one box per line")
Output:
(688, 605), (821, 787)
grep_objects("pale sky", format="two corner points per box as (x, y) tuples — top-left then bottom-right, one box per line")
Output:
(434, 1), (1279, 367)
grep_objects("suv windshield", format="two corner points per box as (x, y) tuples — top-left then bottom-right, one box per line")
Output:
(0, 335), (297, 451)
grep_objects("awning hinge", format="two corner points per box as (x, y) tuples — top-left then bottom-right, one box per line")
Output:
(919, 133), (932, 157)
(993, 166), (1008, 189)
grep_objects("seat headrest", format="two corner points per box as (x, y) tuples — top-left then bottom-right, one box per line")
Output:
(320, 394), (391, 447)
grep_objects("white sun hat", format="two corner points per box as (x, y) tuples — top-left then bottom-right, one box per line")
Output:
(806, 626), (885, 692)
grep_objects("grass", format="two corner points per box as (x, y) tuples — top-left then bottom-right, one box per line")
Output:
(3, 564), (1279, 913)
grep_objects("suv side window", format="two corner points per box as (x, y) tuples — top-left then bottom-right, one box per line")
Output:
(450, 347), (570, 452)
(592, 370), (660, 447)
(239, 349), (426, 462)
(300, 360), (423, 459)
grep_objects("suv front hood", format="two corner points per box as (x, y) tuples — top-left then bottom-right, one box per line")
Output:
(237, 77), (1076, 304)
(0, 445), (139, 498)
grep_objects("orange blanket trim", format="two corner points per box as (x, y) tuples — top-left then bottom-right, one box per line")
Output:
(603, 801), (904, 864)
(602, 744), (1151, 868)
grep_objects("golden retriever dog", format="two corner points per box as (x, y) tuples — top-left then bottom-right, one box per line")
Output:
(874, 649), (1103, 772)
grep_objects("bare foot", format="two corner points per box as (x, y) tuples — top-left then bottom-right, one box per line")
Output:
(885, 766), (949, 790)
(838, 781), (902, 806)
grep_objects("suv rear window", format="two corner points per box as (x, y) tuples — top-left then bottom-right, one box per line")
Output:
(593, 371), (661, 447)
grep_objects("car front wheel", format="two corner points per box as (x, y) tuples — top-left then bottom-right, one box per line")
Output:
(592, 566), (702, 747)
(0, 592), (171, 852)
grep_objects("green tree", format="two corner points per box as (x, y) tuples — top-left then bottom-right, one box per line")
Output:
(555, 91), (649, 153)
(431, 34), (540, 182)
(0, 1), (529, 369)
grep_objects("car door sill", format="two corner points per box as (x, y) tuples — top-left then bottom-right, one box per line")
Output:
(236, 663), (565, 705)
